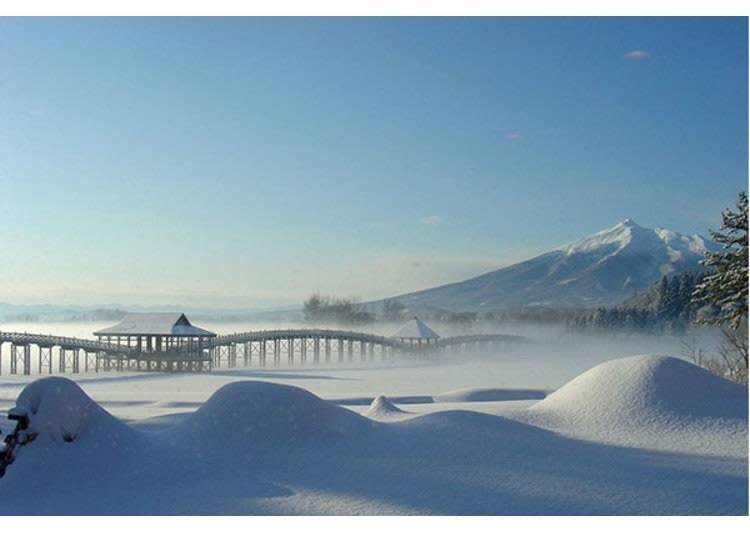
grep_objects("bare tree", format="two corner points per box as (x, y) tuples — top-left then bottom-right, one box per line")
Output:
(681, 330), (747, 383)
(716, 324), (749, 384)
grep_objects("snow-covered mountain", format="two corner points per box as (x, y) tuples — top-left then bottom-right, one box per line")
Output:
(383, 219), (717, 312)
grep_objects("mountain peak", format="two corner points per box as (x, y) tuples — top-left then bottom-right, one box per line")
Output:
(560, 220), (640, 256)
(619, 218), (640, 228)
(560, 220), (710, 259)
(380, 221), (716, 313)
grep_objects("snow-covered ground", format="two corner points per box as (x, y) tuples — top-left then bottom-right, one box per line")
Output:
(0, 323), (745, 515)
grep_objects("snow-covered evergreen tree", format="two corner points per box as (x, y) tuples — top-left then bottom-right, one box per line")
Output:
(693, 192), (748, 328)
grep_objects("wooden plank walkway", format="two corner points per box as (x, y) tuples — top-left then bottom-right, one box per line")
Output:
(0, 329), (526, 375)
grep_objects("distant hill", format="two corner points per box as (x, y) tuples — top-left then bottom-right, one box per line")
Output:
(0, 302), (301, 323)
(378, 219), (717, 313)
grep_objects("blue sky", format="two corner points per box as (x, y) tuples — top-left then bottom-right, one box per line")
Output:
(0, 17), (747, 307)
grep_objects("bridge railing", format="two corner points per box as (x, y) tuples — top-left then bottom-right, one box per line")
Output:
(0, 331), (135, 353)
(434, 334), (528, 347)
(212, 328), (405, 347)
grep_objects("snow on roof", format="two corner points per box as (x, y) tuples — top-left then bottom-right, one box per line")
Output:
(94, 313), (216, 337)
(391, 317), (440, 339)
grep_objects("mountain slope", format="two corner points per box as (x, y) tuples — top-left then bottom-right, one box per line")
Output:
(383, 220), (715, 312)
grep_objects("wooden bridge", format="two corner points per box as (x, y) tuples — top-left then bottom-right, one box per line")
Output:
(0, 332), (136, 374)
(0, 329), (525, 376)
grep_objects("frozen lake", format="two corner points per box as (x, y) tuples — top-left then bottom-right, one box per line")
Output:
(0, 320), (711, 422)
(0, 321), (745, 515)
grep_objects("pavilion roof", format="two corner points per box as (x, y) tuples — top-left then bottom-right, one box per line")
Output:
(391, 317), (440, 339)
(93, 313), (216, 337)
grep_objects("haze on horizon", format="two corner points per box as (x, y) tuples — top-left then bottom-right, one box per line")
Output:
(0, 17), (747, 308)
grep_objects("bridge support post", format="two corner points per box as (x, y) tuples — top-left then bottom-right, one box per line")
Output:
(313, 337), (320, 364)
(244, 342), (251, 366)
(338, 339), (344, 362)
(348, 340), (353, 361)
(38, 346), (52, 375)
(260, 339), (267, 367)
(287, 338), (293, 366)
(19, 344), (30, 375)
(300, 338), (307, 364)
(325, 338), (331, 363)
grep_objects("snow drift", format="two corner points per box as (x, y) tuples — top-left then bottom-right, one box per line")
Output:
(435, 387), (546, 402)
(11, 376), (136, 445)
(365, 395), (409, 419)
(524, 355), (748, 457)
(0, 366), (746, 515)
(168, 381), (375, 449)
(530, 355), (747, 425)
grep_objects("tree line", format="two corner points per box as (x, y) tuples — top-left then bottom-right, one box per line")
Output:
(302, 294), (374, 325)
(567, 271), (709, 335)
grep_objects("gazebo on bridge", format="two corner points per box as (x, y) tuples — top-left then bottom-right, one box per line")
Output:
(391, 316), (440, 347)
(94, 313), (216, 369)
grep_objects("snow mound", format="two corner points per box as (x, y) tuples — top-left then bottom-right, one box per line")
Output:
(530, 355), (747, 427)
(435, 387), (546, 403)
(171, 381), (375, 447)
(365, 395), (409, 419)
(1, 376), (746, 514)
(11, 376), (132, 444)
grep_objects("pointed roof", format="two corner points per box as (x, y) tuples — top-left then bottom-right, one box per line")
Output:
(391, 316), (440, 340)
(93, 313), (216, 337)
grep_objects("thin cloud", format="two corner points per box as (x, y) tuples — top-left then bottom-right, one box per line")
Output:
(624, 49), (651, 59)
(505, 132), (523, 140)
(419, 215), (442, 226)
